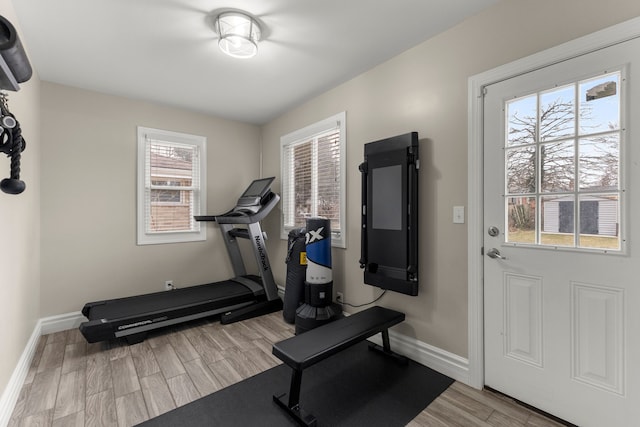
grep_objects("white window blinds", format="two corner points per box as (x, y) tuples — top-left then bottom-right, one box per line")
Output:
(145, 140), (200, 233)
(137, 127), (207, 245)
(281, 112), (346, 247)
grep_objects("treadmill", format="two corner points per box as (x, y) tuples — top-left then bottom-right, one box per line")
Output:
(79, 177), (283, 344)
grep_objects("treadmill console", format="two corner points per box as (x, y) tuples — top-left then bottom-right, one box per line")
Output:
(234, 177), (276, 213)
(195, 177), (279, 224)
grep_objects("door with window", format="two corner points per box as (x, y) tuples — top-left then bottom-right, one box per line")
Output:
(483, 37), (640, 426)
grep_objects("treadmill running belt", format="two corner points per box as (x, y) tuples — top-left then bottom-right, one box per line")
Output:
(86, 280), (256, 320)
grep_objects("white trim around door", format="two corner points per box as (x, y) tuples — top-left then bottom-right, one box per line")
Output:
(466, 15), (640, 390)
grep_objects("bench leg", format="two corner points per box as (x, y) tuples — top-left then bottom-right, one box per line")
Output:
(288, 368), (303, 409)
(273, 368), (317, 426)
(368, 329), (408, 365)
(382, 328), (391, 351)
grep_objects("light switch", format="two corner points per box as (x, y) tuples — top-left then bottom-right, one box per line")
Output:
(453, 206), (465, 224)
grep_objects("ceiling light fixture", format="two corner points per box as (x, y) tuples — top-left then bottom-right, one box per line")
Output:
(214, 12), (261, 59)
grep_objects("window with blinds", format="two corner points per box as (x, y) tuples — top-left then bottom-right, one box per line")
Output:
(281, 112), (346, 248)
(137, 127), (207, 245)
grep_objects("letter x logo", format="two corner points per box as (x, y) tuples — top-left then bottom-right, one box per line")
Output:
(306, 227), (324, 244)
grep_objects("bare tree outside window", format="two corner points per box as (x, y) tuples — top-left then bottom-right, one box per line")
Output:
(504, 72), (621, 250)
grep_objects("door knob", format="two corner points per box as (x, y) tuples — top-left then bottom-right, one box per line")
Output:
(487, 248), (507, 260)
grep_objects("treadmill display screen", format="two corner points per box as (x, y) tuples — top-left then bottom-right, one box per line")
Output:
(242, 177), (275, 198)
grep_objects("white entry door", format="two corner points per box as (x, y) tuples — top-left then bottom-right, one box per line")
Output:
(483, 37), (640, 427)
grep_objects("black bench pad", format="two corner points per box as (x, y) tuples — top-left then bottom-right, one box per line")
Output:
(272, 306), (405, 370)
(272, 306), (406, 426)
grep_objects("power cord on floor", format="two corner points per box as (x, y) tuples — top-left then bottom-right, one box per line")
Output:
(338, 290), (387, 308)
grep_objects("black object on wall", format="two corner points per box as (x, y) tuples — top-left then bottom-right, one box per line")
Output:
(0, 15), (32, 91)
(0, 15), (31, 195)
(359, 132), (419, 296)
(0, 94), (26, 194)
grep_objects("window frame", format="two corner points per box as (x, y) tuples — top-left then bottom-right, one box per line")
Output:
(280, 112), (346, 248)
(502, 69), (625, 253)
(137, 126), (207, 245)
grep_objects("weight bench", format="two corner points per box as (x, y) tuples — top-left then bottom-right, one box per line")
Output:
(272, 306), (407, 426)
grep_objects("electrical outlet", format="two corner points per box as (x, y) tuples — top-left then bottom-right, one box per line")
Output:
(336, 292), (344, 303)
(165, 280), (174, 291)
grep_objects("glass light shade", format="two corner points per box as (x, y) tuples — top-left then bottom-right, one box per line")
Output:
(215, 12), (261, 59)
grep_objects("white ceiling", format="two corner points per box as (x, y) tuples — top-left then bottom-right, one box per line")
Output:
(13, 0), (500, 124)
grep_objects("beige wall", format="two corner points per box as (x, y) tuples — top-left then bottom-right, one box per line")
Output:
(0, 0), (41, 398)
(261, 0), (640, 358)
(40, 83), (261, 316)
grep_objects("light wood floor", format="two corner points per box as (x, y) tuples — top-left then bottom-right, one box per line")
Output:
(8, 311), (566, 427)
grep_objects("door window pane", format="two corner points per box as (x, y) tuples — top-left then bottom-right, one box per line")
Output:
(579, 73), (620, 134)
(579, 135), (619, 191)
(506, 146), (536, 194)
(541, 140), (575, 193)
(540, 85), (575, 142)
(540, 195), (575, 247)
(507, 197), (536, 244)
(507, 95), (537, 146)
(577, 194), (619, 250)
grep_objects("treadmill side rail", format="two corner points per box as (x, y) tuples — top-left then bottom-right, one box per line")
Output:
(112, 301), (254, 339)
(247, 222), (280, 301)
(220, 223), (248, 277)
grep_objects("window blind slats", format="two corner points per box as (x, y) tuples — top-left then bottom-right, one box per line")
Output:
(145, 139), (200, 234)
(137, 127), (207, 245)
(282, 126), (342, 232)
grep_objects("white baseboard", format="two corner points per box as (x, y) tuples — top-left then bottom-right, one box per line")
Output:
(40, 311), (85, 335)
(0, 312), (85, 427)
(0, 321), (41, 427)
(368, 329), (470, 385)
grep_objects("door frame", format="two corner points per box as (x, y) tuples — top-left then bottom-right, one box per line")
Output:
(466, 16), (640, 389)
